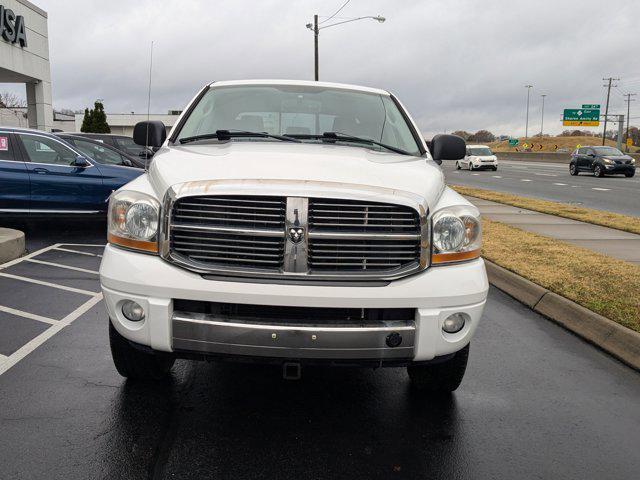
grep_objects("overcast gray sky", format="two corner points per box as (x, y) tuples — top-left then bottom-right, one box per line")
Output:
(4, 0), (640, 136)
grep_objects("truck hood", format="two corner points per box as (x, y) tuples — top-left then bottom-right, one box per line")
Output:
(147, 142), (445, 207)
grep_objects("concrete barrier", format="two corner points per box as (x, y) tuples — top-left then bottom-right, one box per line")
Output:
(0, 228), (25, 264)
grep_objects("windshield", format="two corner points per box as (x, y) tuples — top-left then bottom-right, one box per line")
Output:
(175, 85), (422, 155)
(468, 147), (493, 156)
(593, 147), (623, 156)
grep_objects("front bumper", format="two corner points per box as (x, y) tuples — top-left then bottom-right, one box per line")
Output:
(604, 164), (635, 173)
(100, 245), (488, 363)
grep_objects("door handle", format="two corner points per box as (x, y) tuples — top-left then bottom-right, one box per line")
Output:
(33, 167), (49, 174)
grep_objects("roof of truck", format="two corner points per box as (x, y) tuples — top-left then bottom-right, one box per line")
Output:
(208, 79), (390, 96)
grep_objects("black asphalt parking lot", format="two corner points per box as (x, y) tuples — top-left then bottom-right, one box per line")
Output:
(0, 225), (639, 479)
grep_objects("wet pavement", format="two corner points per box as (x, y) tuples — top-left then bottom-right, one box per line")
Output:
(0, 225), (639, 479)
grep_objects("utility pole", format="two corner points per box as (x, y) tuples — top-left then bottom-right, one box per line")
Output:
(313, 14), (319, 81)
(624, 92), (636, 152)
(524, 85), (533, 142)
(602, 77), (619, 145)
(539, 94), (547, 137)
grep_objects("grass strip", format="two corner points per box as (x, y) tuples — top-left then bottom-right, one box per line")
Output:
(451, 185), (640, 235)
(481, 218), (640, 332)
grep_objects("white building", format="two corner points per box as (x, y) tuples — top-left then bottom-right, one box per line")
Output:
(0, 0), (52, 130)
(73, 113), (179, 137)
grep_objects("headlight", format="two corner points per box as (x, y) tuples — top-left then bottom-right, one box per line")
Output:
(108, 190), (160, 253)
(604, 158), (614, 164)
(431, 205), (481, 265)
(631, 159), (636, 165)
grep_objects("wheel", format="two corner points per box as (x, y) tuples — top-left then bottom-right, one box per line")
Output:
(569, 163), (578, 176)
(594, 165), (604, 177)
(109, 321), (175, 380)
(468, 162), (473, 171)
(407, 344), (470, 393)
(492, 166), (498, 171)
(456, 161), (461, 170)
(625, 171), (635, 178)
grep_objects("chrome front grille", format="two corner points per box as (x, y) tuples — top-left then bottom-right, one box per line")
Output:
(165, 191), (426, 280)
(170, 195), (286, 271)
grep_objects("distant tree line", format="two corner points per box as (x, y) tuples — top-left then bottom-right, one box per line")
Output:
(451, 130), (496, 143)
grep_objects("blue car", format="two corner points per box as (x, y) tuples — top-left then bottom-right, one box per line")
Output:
(0, 127), (143, 216)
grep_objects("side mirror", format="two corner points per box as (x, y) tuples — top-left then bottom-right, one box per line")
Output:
(430, 134), (466, 164)
(133, 121), (167, 148)
(73, 155), (91, 168)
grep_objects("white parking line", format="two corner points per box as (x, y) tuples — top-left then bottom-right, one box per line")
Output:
(0, 294), (103, 376)
(592, 187), (611, 191)
(521, 179), (532, 182)
(472, 173), (480, 176)
(553, 183), (567, 186)
(493, 175), (502, 178)
(534, 173), (558, 177)
(0, 305), (57, 325)
(25, 258), (99, 275)
(54, 246), (103, 258)
(0, 243), (61, 271)
(0, 272), (96, 296)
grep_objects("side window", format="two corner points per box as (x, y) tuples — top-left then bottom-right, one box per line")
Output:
(74, 139), (124, 166)
(114, 137), (142, 155)
(18, 135), (78, 166)
(0, 134), (16, 161)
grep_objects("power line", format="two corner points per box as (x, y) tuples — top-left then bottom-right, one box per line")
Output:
(319, 0), (351, 25)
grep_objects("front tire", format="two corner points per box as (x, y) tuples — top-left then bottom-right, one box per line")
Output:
(594, 165), (605, 177)
(456, 161), (461, 170)
(468, 162), (473, 171)
(109, 321), (175, 380)
(569, 163), (578, 176)
(625, 171), (635, 178)
(407, 344), (470, 393)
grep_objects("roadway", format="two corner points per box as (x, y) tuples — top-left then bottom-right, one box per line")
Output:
(0, 226), (639, 479)
(442, 160), (640, 217)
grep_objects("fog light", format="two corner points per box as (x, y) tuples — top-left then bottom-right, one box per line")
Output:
(442, 313), (467, 333)
(122, 300), (145, 322)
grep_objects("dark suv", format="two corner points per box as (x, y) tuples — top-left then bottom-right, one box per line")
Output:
(570, 146), (636, 177)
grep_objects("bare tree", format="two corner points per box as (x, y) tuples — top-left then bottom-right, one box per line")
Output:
(0, 91), (27, 108)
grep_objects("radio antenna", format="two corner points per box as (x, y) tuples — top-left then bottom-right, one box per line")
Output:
(144, 40), (154, 170)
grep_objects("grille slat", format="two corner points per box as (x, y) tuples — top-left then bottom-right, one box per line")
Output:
(170, 196), (286, 270)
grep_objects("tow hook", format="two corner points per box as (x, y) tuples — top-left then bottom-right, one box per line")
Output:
(283, 362), (301, 380)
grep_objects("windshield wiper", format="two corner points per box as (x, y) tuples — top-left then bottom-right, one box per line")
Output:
(179, 129), (301, 144)
(288, 131), (411, 156)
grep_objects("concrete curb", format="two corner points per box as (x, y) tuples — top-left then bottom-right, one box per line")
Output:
(485, 260), (640, 371)
(0, 228), (25, 265)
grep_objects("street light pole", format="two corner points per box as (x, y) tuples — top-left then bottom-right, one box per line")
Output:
(540, 94), (547, 137)
(307, 15), (385, 81)
(313, 15), (319, 81)
(524, 85), (533, 142)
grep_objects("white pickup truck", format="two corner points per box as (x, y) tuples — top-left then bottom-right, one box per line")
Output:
(100, 80), (488, 392)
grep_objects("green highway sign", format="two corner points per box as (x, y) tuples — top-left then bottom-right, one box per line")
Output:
(563, 108), (600, 127)
(582, 104), (600, 109)
(508, 139), (518, 146)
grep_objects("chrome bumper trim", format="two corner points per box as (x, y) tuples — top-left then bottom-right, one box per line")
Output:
(171, 312), (416, 359)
